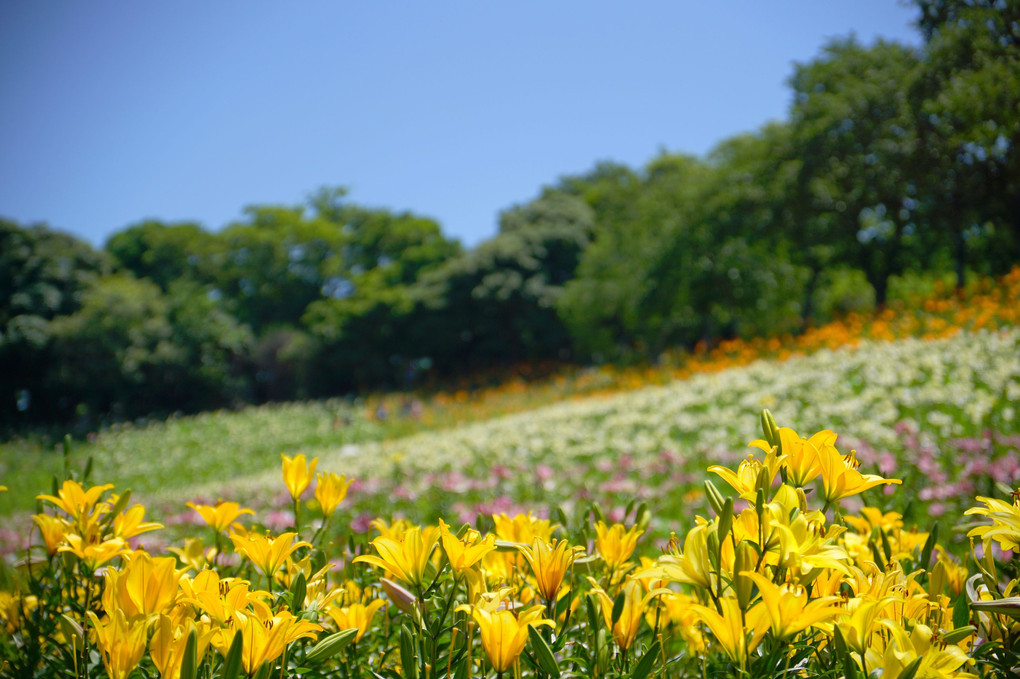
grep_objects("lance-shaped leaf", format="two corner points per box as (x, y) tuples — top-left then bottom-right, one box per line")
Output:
(527, 626), (560, 678)
(305, 628), (358, 663)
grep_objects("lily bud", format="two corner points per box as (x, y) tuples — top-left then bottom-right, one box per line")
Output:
(733, 541), (756, 611)
(718, 497), (734, 542)
(382, 578), (417, 616)
(761, 409), (780, 452)
(929, 559), (946, 600)
(704, 480), (725, 516)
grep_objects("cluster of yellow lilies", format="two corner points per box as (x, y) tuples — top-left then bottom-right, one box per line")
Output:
(4, 413), (1020, 679)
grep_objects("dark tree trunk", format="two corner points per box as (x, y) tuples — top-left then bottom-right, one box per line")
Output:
(800, 266), (821, 332)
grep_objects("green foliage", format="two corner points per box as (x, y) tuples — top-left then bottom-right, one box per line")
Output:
(105, 220), (216, 291)
(0, 220), (111, 423)
(410, 191), (595, 371)
(790, 37), (925, 306)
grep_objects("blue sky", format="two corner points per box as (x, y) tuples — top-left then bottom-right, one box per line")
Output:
(0, 2), (919, 248)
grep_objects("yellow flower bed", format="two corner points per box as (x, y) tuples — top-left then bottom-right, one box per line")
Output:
(3, 411), (1018, 679)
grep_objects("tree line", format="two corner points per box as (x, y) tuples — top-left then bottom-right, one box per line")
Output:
(2, 0), (1018, 429)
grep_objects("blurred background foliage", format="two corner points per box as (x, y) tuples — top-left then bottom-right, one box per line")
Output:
(2, 0), (1018, 431)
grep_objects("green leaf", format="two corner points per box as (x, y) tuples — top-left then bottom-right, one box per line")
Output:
(305, 628), (358, 663)
(952, 591), (971, 629)
(554, 506), (569, 530)
(220, 630), (244, 679)
(611, 591), (626, 625)
(179, 628), (198, 679)
(400, 624), (418, 679)
(585, 595), (600, 636)
(290, 572), (307, 614)
(879, 527), (892, 565)
(107, 490), (132, 521)
(630, 640), (660, 679)
(898, 655), (923, 679)
(635, 503), (651, 533)
(831, 625), (858, 679)
(527, 626), (560, 678)
(919, 522), (938, 567)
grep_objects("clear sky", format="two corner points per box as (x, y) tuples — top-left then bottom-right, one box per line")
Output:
(0, 1), (920, 248)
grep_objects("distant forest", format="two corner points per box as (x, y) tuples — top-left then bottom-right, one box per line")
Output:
(2, 0), (1018, 428)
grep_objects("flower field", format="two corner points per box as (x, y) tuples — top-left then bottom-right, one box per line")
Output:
(1, 272), (1019, 679)
(164, 326), (1019, 549)
(5, 404), (1020, 678)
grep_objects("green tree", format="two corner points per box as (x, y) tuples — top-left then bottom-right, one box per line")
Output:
(208, 204), (346, 333)
(0, 220), (111, 423)
(789, 38), (927, 306)
(408, 191), (595, 372)
(105, 220), (217, 291)
(299, 189), (462, 392)
(910, 0), (1020, 283)
(45, 275), (251, 422)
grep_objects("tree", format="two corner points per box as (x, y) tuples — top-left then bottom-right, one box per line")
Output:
(105, 220), (217, 291)
(45, 275), (251, 422)
(409, 191), (595, 372)
(208, 204), (346, 333)
(789, 38), (926, 306)
(0, 220), (111, 423)
(910, 0), (1020, 284)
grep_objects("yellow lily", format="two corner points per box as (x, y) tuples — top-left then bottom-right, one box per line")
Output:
(326, 600), (386, 642)
(594, 521), (643, 572)
(439, 519), (497, 576)
(0, 592), (39, 635)
(231, 531), (311, 579)
(59, 534), (127, 570)
(752, 427), (830, 488)
(470, 606), (553, 673)
(32, 514), (69, 554)
(179, 570), (271, 626)
(708, 456), (766, 501)
(635, 524), (713, 590)
(492, 512), (555, 544)
(589, 577), (662, 651)
(867, 621), (976, 679)
(168, 537), (213, 572)
(965, 491), (1020, 551)
(743, 571), (844, 640)
(187, 501), (254, 534)
(315, 472), (353, 516)
(112, 503), (163, 539)
(689, 596), (768, 669)
(817, 445), (901, 506)
(37, 480), (113, 525)
(281, 454), (317, 501)
(102, 552), (182, 620)
(773, 512), (851, 580)
(149, 615), (215, 679)
(217, 609), (322, 675)
(837, 595), (898, 656)
(518, 538), (582, 604)
(354, 525), (440, 587)
(710, 444), (785, 501)
(370, 517), (413, 541)
(87, 610), (148, 679)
